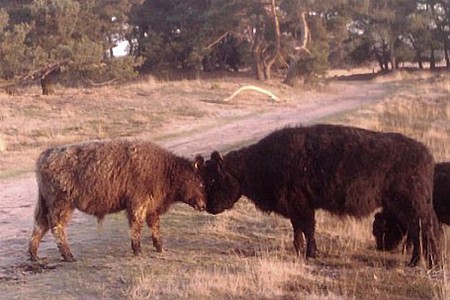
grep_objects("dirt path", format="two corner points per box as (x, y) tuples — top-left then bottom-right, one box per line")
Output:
(164, 81), (387, 156)
(0, 80), (388, 297)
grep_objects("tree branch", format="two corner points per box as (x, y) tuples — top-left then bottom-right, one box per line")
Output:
(264, 0), (281, 80)
(294, 11), (311, 54)
(206, 31), (231, 49)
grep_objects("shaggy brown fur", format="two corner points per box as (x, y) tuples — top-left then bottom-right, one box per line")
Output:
(373, 162), (450, 251)
(28, 139), (206, 262)
(200, 124), (442, 267)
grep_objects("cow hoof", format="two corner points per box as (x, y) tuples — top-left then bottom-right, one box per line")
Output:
(29, 255), (39, 262)
(62, 256), (76, 262)
(407, 258), (419, 267)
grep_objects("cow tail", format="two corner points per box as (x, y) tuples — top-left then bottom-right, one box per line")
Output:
(33, 190), (49, 230)
(28, 188), (50, 260)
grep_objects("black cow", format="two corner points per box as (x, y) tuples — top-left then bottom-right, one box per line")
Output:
(373, 162), (450, 252)
(200, 125), (442, 267)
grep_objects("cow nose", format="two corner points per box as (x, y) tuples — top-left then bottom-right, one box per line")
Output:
(191, 198), (206, 211)
(198, 201), (206, 211)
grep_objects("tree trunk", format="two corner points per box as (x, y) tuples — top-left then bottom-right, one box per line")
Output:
(411, 39), (423, 69)
(415, 48), (423, 69)
(389, 38), (396, 71)
(40, 65), (61, 96)
(444, 39), (450, 68)
(284, 57), (299, 86)
(430, 45), (436, 69)
(374, 50), (384, 71)
(252, 18), (265, 81)
(253, 44), (265, 80)
(254, 54), (265, 80)
(382, 42), (390, 71)
(107, 36), (114, 58)
(283, 11), (311, 85)
(264, 0), (281, 80)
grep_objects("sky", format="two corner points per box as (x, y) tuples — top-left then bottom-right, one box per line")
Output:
(112, 40), (129, 57)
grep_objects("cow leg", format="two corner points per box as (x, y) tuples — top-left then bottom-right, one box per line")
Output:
(48, 204), (75, 262)
(146, 214), (163, 252)
(127, 206), (146, 255)
(28, 222), (50, 261)
(393, 203), (441, 267)
(28, 193), (51, 261)
(303, 209), (317, 258)
(290, 208), (317, 258)
(291, 219), (305, 257)
(384, 210), (421, 267)
(393, 209), (425, 267)
(407, 219), (421, 267)
(416, 214), (443, 268)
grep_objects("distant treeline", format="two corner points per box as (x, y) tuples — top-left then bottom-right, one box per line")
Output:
(0, 0), (449, 89)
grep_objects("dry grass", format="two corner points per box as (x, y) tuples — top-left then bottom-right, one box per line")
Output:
(122, 203), (446, 299)
(127, 72), (450, 299)
(327, 71), (450, 298)
(0, 76), (286, 178)
(128, 254), (312, 299)
(1, 71), (449, 299)
(330, 72), (450, 161)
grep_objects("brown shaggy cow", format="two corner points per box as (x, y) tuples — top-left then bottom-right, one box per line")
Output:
(28, 139), (206, 262)
(373, 162), (450, 252)
(199, 124), (442, 267)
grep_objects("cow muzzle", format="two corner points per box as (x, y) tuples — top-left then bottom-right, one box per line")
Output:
(191, 198), (206, 211)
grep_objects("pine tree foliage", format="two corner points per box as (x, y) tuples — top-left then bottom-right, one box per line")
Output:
(0, 0), (448, 88)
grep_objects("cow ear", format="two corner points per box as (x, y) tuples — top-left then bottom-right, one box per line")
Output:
(193, 155), (204, 170)
(211, 151), (223, 165)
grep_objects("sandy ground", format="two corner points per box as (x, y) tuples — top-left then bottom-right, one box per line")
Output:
(0, 79), (389, 298)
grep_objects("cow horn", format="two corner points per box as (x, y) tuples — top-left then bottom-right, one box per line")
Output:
(193, 155), (204, 170)
(211, 151), (223, 164)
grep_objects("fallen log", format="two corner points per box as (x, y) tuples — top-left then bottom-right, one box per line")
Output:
(223, 85), (280, 102)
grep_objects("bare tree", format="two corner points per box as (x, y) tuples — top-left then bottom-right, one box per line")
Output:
(264, 0), (281, 80)
(284, 11), (311, 85)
